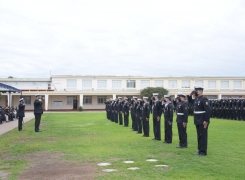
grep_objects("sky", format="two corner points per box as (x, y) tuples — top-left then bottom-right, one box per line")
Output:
(0, 0), (245, 78)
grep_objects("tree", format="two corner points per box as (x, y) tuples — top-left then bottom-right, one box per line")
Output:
(140, 87), (169, 99)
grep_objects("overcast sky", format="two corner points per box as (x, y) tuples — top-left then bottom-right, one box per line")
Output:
(0, 0), (245, 78)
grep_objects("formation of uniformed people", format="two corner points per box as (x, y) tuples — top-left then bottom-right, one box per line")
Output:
(209, 98), (245, 120)
(105, 85), (213, 156)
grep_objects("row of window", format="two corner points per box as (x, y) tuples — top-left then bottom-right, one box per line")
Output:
(67, 79), (243, 89)
(19, 96), (107, 105)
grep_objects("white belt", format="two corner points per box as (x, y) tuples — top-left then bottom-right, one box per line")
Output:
(177, 113), (184, 115)
(194, 111), (206, 114)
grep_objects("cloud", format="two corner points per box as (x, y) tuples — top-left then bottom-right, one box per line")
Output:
(0, 0), (245, 78)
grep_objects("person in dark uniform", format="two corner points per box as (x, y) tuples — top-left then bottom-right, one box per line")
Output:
(18, 98), (25, 131)
(114, 98), (119, 123)
(118, 97), (123, 125)
(136, 98), (143, 134)
(105, 99), (110, 120)
(34, 94), (43, 132)
(163, 95), (174, 144)
(130, 97), (137, 131)
(142, 97), (150, 137)
(176, 94), (188, 148)
(123, 97), (129, 127)
(189, 86), (211, 156)
(111, 99), (115, 122)
(150, 93), (162, 141)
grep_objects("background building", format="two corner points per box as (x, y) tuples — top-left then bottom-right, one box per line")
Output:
(0, 75), (245, 110)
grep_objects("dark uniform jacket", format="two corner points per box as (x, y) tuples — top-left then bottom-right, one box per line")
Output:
(176, 101), (188, 123)
(142, 102), (150, 118)
(164, 102), (174, 122)
(34, 99), (43, 114)
(151, 100), (162, 118)
(190, 95), (211, 125)
(123, 101), (129, 113)
(18, 103), (25, 117)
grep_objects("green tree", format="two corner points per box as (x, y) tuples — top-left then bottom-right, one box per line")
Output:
(0, 92), (2, 100)
(140, 87), (169, 99)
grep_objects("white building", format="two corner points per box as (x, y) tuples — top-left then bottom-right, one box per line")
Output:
(0, 75), (245, 110)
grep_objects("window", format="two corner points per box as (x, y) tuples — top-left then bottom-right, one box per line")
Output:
(67, 96), (73, 105)
(82, 80), (92, 89)
(83, 96), (92, 104)
(53, 101), (62, 106)
(154, 80), (163, 87)
(221, 81), (229, 88)
(208, 81), (216, 88)
(98, 96), (107, 104)
(168, 80), (177, 88)
(67, 79), (77, 88)
(195, 80), (203, 87)
(22, 96), (31, 104)
(234, 81), (242, 88)
(97, 80), (107, 89)
(127, 80), (136, 88)
(140, 80), (150, 89)
(112, 80), (122, 89)
(182, 80), (190, 88)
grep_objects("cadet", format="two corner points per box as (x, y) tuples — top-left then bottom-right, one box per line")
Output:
(34, 94), (43, 132)
(130, 97), (137, 131)
(163, 95), (174, 144)
(18, 98), (25, 131)
(189, 86), (211, 156)
(114, 98), (119, 123)
(123, 97), (129, 127)
(111, 99), (115, 122)
(176, 94), (188, 148)
(118, 97), (123, 125)
(142, 97), (150, 137)
(151, 93), (162, 141)
(136, 98), (143, 134)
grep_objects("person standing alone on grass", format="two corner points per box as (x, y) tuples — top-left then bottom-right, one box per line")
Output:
(18, 98), (25, 131)
(34, 94), (43, 132)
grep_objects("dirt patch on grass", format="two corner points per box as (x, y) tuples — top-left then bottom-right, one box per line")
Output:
(18, 152), (98, 180)
(0, 171), (9, 180)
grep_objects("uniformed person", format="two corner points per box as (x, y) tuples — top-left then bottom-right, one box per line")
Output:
(142, 97), (150, 137)
(18, 98), (25, 131)
(150, 93), (162, 141)
(111, 99), (115, 122)
(114, 98), (119, 123)
(118, 97), (123, 125)
(34, 94), (43, 132)
(189, 86), (211, 156)
(130, 97), (138, 131)
(163, 95), (174, 144)
(176, 94), (188, 148)
(123, 97), (129, 127)
(136, 98), (143, 134)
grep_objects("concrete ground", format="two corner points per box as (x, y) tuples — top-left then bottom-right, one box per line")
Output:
(0, 112), (35, 135)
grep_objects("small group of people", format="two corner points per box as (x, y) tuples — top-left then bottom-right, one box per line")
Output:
(105, 86), (211, 156)
(0, 94), (43, 132)
(0, 106), (19, 124)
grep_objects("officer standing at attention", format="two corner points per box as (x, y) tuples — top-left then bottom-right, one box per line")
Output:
(189, 86), (211, 156)
(123, 97), (129, 127)
(163, 95), (174, 144)
(136, 98), (143, 134)
(118, 97), (123, 125)
(18, 98), (25, 131)
(176, 94), (188, 148)
(151, 93), (162, 141)
(142, 97), (150, 137)
(34, 94), (43, 132)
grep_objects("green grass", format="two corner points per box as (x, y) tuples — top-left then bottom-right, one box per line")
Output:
(0, 112), (245, 180)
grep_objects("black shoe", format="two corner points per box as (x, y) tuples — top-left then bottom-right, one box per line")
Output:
(198, 153), (206, 156)
(35, 130), (42, 132)
(156, 139), (161, 141)
(163, 142), (171, 144)
(136, 132), (142, 134)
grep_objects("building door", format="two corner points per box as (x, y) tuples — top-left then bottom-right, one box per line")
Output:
(73, 96), (77, 109)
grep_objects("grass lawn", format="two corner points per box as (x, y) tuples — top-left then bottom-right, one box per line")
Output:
(0, 112), (245, 180)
